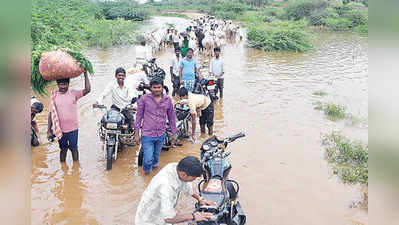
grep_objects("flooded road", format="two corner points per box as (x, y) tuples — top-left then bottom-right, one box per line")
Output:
(31, 16), (368, 225)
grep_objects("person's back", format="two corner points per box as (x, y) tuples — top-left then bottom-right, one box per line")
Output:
(180, 57), (196, 81)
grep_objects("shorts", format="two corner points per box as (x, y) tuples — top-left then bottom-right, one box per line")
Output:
(58, 129), (79, 151)
(200, 102), (214, 128)
(182, 80), (195, 92)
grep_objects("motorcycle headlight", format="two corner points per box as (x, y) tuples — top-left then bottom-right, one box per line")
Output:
(106, 123), (118, 129)
(202, 144), (210, 151)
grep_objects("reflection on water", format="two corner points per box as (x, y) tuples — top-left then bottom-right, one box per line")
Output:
(31, 17), (368, 225)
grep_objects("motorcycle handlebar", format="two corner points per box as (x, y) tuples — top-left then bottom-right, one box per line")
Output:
(227, 132), (245, 143)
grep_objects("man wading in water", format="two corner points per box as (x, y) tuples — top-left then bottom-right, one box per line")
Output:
(47, 71), (91, 162)
(135, 156), (215, 225)
(134, 77), (178, 175)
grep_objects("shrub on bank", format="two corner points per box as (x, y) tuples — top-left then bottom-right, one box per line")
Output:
(247, 20), (313, 52)
(283, 0), (329, 21)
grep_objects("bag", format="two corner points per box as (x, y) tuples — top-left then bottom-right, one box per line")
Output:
(39, 50), (84, 80)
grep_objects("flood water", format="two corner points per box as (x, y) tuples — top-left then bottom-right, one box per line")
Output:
(31, 16), (368, 225)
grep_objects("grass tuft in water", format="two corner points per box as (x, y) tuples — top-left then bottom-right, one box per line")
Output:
(321, 132), (368, 185)
(323, 104), (346, 121)
(312, 90), (328, 96)
(313, 101), (323, 110)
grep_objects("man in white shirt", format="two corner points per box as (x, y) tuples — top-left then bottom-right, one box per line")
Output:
(93, 67), (137, 131)
(125, 67), (150, 91)
(210, 47), (225, 98)
(135, 156), (214, 225)
(172, 29), (180, 49)
(136, 40), (153, 67)
(170, 47), (181, 97)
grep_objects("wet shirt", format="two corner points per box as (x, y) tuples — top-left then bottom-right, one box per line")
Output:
(170, 56), (181, 76)
(54, 89), (84, 133)
(135, 93), (177, 137)
(97, 80), (137, 110)
(187, 93), (211, 116)
(180, 57), (197, 81)
(210, 57), (224, 78)
(135, 163), (193, 225)
(172, 33), (180, 43)
(125, 71), (149, 90)
(136, 45), (153, 65)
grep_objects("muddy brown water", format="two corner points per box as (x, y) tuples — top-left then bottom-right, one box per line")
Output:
(31, 17), (368, 225)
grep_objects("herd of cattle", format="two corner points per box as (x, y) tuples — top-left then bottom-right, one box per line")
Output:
(145, 15), (244, 56)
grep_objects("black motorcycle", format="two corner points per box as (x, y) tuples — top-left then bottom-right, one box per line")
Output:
(143, 58), (169, 94)
(163, 101), (192, 150)
(96, 103), (136, 170)
(138, 102), (191, 166)
(195, 133), (247, 225)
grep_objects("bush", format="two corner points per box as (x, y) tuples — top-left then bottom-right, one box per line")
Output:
(247, 20), (313, 52)
(323, 103), (346, 120)
(100, 0), (150, 21)
(322, 133), (368, 185)
(284, 0), (328, 21)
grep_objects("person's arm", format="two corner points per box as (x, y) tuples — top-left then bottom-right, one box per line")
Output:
(221, 60), (225, 76)
(209, 59), (213, 75)
(82, 71), (91, 96)
(134, 97), (145, 133)
(179, 63), (183, 84)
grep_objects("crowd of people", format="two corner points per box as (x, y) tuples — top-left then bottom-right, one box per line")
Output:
(31, 16), (239, 224)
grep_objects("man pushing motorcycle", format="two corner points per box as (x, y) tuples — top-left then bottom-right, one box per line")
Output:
(93, 67), (137, 131)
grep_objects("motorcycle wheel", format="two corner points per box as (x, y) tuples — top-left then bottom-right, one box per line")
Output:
(162, 133), (171, 151)
(106, 145), (114, 170)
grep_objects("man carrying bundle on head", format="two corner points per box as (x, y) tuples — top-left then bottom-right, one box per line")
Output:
(47, 71), (91, 163)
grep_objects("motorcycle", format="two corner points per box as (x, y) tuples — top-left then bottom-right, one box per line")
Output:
(143, 58), (169, 94)
(201, 76), (219, 101)
(163, 101), (192, 150)
(96, 103), (137, 170)
(138, 101), (192, 166)
(195, 133), (247, 225)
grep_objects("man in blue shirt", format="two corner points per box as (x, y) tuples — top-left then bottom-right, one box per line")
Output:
(179, 48), (198, 92)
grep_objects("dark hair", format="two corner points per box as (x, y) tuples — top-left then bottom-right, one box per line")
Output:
(140, 40), (146, 46)
(56, 78), (70, 84)
(187, 48), (194, 53)
(178, 87), (188, 97)
(115, 67), (126, 76)
(175, 47), (181, 51)
(150, 77), (164, 87)
(177, 156), (203, 177)
(32, 102), (44, 113)
(214, 47), (221, 52)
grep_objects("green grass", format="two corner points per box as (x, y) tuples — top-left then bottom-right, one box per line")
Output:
(313, 90), (328, 96)
(323, 103), (346, 121)
(322, 132), (368, 185)
(159, 12), (189, 19)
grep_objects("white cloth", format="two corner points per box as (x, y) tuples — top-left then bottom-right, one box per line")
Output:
(125, 71), (149, 90)
(170, 56), (181, 76)
(31, 96), (40, 106)
(96, 80), (137, 109)
(136, 45), (153, 65)
(172, 33), (180, 43)
(135, 163), (194, 225)
(210, 57), (224, 78)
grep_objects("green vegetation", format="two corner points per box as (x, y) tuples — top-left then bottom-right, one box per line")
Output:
(322, 132), (368, 185)
(31, 0), (147, 94)
(246, 20), (313, 52)
(312, 90), (328, 96)
(324, 103), (346, 121)
(99, 0), (150, 21)
(159, 12), (189, 19)
(150, 0), (367, 52)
